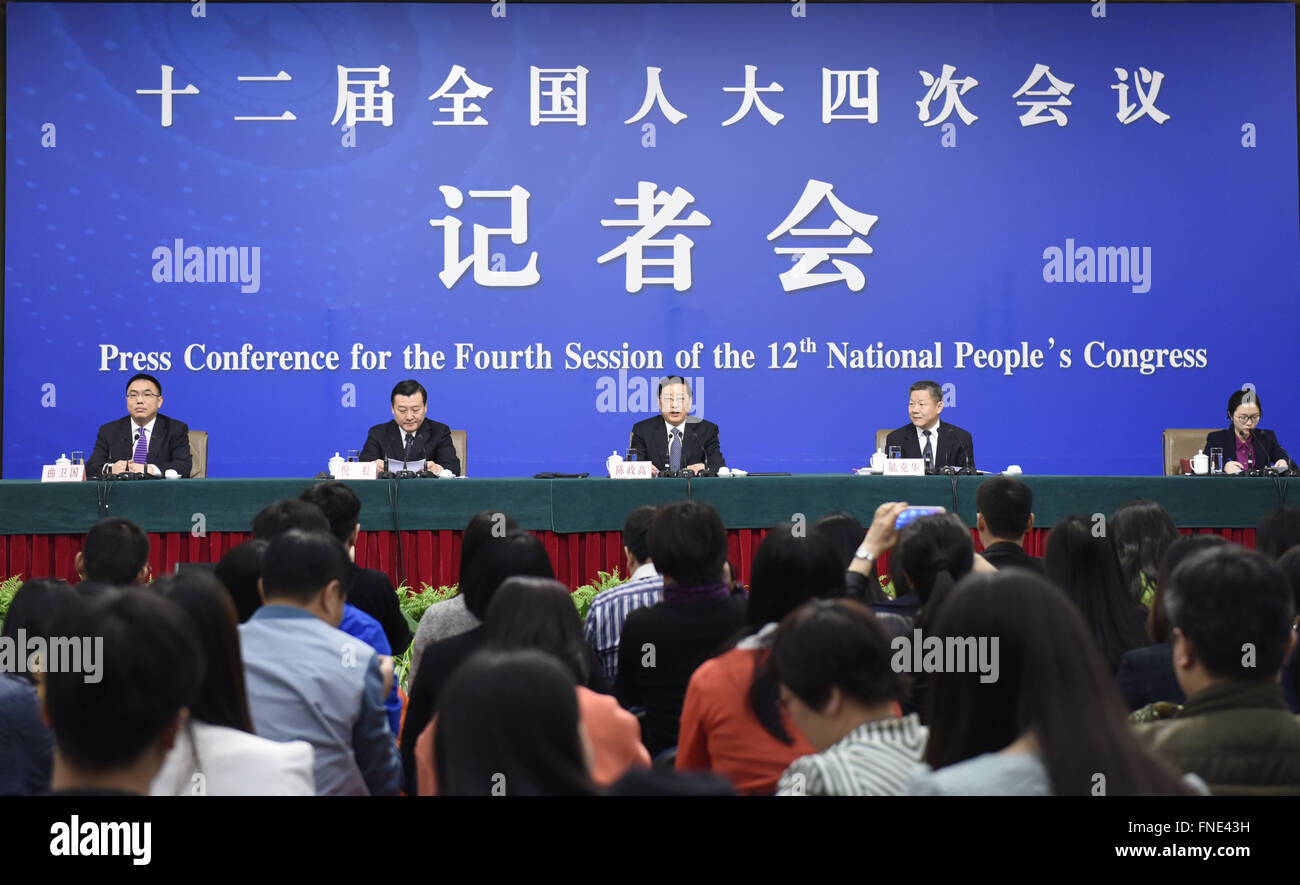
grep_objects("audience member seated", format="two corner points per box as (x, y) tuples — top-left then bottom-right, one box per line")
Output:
(1110, 498), (1179, 606)
(301, 481), (410, 654)
(814, 511), (890, 603)
(409, 509), (520, 682)
(615, 501), (747, 759)
(149, 571), (314, 795)
(44, 589), (203, 796)
(975, 477), (1043, 575)
(436, 649), (596, 796)
(1279, 546), (1300, 713)
(1044, 514), (1151, 673)
(417, 577), (648, 794)
(584, 506), (664, 685)
(214, 539), (269, 623)
(676, 524), (844, 794)
(239, 530), (401, 796)
(909, 571), (1197, 795)
(0, 579), (78, 795)
(74, 517), (150, 587)
(1257, 507), (1300, 560)
(1135, 546), (1300, 794)
(400, 529), (555, 795)
(1116, 535), (1226, 712)
(771, 599), (927, 795)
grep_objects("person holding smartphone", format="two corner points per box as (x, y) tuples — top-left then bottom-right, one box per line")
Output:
(1203, 389), (1291, 475)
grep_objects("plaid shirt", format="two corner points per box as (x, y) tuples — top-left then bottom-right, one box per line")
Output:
(584, 564), (664, 686)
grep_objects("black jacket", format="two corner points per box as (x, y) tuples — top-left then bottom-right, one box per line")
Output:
(628, 416), (725, 473)
(1203, 427), (1291, 471)
(360, 419), (460, 475)
(86, 414), (192, 478)
(883, 422), (975, 471)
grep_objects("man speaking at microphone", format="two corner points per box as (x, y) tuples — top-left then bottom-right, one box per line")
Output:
(628, 376), (725, 476)
(883, 379), (975, 472)
(86, 373), (193, 478)
(360, 379), (461, 476)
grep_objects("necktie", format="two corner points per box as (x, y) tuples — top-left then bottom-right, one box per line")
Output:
(922, 430), (933, 469)
(669, 428), (682, 472)
(132, 428), (148, 464)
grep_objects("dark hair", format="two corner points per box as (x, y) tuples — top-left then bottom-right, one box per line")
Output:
(1044, 515), (1151, 671)
(214, 539), (269, 623)
(812, 511), (866, 569)
(657, 376), (691, 398)
(45, 589), (204, 772)
(81, 517), (150, 585)
(924, 571), (1193, 795)
(1148, 534), (1227, 642)
(260, 530), (353, 604)
(435, 649), (594, 796)
(152, 571), (254, 733)
(894, 513), (974, 612)
(251, 498), (330, 540)
(125, 373), (162, 396)
(391, 379), (428, 404)
(1257, 508), (1300, 560)
(908, 380), (942, 403)
(975, 476), (1033, 540)
(1227, 388), (1261, 420)
(1110, 498), (1178, 604)
(460, 530), (554, 620)
(1166, 546), (1295, 682)
(460, 510), (520, 583)
(648, 500), (727, 588)
(299, 481), (362, 544)
(484, 577), (591, 686)
(771, 599), (905, 713)
(622, 505), (657, 565)
(1277, 545), (1300, 703)
(0, 579), (79, 685)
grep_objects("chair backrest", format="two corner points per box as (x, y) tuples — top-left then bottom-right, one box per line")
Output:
(1162, 428), (1216, 475)
(188, 430), (208, 478)
(875, 428), (891, 454)
(451, 430), (467, 476)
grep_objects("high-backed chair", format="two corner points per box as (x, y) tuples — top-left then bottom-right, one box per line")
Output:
(188, 430), (209, 478)
(451, 430), (467, 476)
(875, 428), (892, 454)
(1162, 428), (1217, 475)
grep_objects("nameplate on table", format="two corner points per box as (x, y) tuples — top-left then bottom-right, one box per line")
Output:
(41, 464), (86, 482)
(332, 461), (378, 480)
(882, 459), (926, 477)
(608, 461), (654, 479)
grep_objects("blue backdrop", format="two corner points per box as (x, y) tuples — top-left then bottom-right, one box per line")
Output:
(6, 2), (1298, 477)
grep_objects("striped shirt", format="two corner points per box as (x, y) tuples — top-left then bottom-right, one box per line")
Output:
(776, 714), (928, 796)
(584, 564), (664, 686)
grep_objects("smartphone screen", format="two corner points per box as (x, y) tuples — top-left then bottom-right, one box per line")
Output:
(894, 506), (947, 529)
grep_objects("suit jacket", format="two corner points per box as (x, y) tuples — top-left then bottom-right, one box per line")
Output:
(86, 414), (192, 478)
(1116, 642), (1185, 712)
(1203, 427), (1291, 471)
(980, 542), (1044, 575)
(348, 565), (410, 656)
(359, 419), (460, 475)
(628, 416), (725, 473)
(884, 422), (975, 471)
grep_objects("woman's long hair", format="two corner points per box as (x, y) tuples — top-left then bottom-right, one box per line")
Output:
(1148, 535), (1227, 642)
(484, 577), (595, 689)
(1110, 499), (1179, 604)
(1, 579), (79, 686)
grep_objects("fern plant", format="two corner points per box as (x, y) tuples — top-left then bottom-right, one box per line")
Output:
(0, 574), (24, 626)
(571, 568), (624, 621)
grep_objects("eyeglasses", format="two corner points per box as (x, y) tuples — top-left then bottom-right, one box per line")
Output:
(1232, 413), (1260, 424)
(126, 391), (160, 401)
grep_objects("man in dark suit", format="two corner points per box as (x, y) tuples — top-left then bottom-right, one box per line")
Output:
(975, 476), (1043, 575)
(86, 373), (192, 478)
(883, 380), (974, 472)
(1203, 389), (1291, 474)
(360, 379), (460, 476)
(627, 376), (724, 476)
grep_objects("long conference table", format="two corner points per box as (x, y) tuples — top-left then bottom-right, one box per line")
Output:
(0, 475), (1286, 589)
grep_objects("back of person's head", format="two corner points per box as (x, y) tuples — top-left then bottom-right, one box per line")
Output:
(1257, 508), (1300, 560)
(214, 539), (269, 623)
(1044, 514), (1150, 671)
(1148, 534), (1228, 642)
(459, 510), (520, 582)
(152, 571), (254, 733)
(1109, 498), (1179, 603)
(299, 481), (362, 544)
(460, 530), (554, 620)
(770, 599), (905, 715)
(975, 476), (1034, 540)
(79, 517), (149, 585)
(747, 524), (846, 628)
(260, 530), (352, 604)
(894, 513), (974, 612)
(1279, 545), (1300, 617)
(435, 649), (593, 796)
(647, 500), (727, 587)
(250, 499), (330, 541)
(622, 505), (658, 565)
(484, 577), (590, 687)
(1, 579), (79, 685)
(812, 511), (866, 569)
(925, 571), (1190, 795)
(45, 589), (204, 778)
(1166, 546), (1295, 683)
